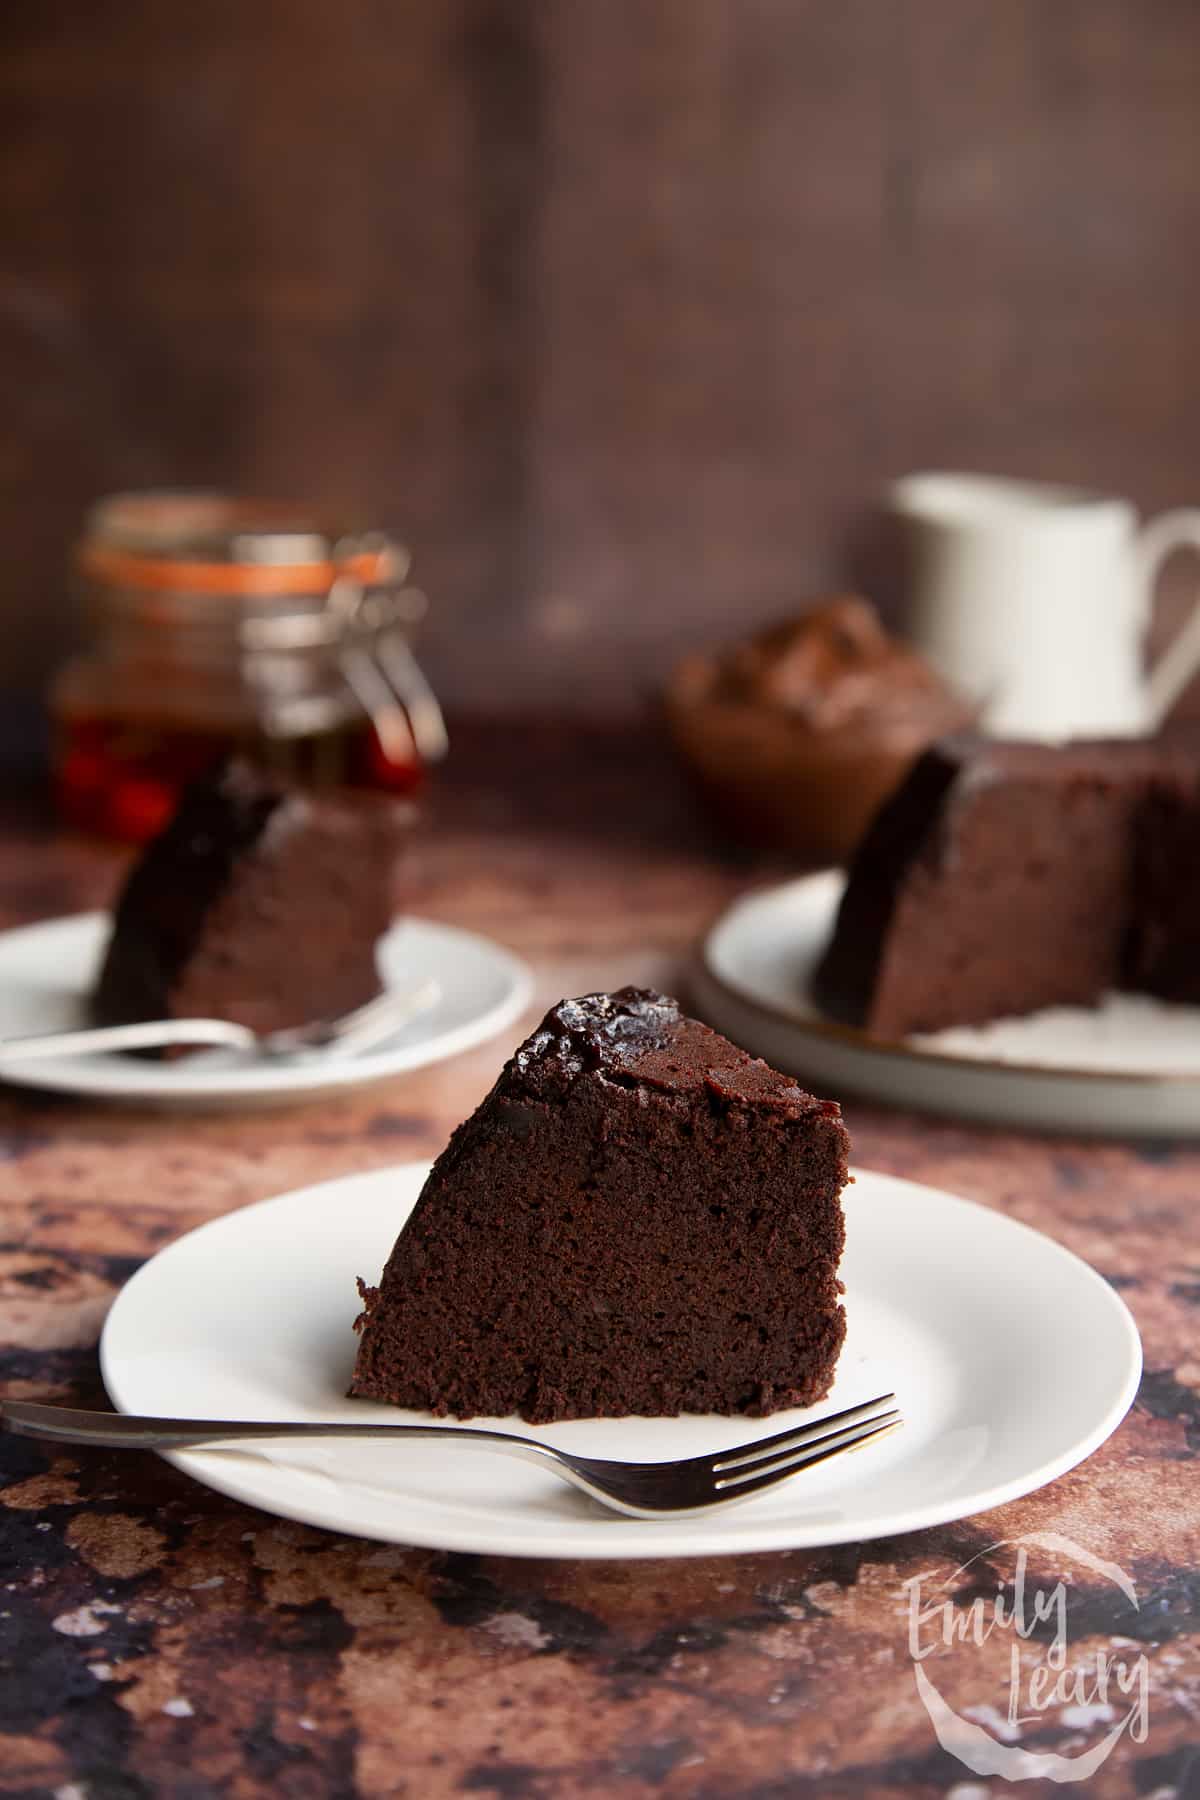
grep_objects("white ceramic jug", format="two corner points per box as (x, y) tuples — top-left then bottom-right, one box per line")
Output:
(889, 472), (1200, 738)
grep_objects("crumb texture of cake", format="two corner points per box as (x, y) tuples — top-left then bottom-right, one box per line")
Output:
(94, 758), (409, 1036)
(815, 731), (1200, 1037)
(351, 987), (850, 1423)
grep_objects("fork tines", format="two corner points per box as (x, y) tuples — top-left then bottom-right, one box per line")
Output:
(712, 1392), (901, 1495)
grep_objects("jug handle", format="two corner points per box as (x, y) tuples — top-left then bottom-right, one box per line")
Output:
(1139, 509), (1200, 727)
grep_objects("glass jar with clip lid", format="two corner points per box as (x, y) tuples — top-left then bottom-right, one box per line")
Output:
(51, 491), (448, 840)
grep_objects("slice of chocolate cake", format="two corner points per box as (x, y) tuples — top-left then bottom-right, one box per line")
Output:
(1125, 747), (1200, 1005)
(814, 730), (1200, 1038)
(351, 989), (850, 1422)
(94, 759), (409, 1036)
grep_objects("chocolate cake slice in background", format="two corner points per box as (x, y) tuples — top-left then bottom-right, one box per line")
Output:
(1125, 748), (1200, 1004)
(814, 729), (1200, 1038)
(351, 987), (850, 1423)
(94, 758), (411, 1037)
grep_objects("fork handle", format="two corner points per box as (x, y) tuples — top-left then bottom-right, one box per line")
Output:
(0, 1400), (548, 1459)
(0, 1019), (257, 1061)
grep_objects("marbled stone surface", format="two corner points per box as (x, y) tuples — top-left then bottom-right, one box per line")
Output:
(0, 728), (1197, 1798)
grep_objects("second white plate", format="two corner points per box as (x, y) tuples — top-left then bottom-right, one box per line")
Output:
(693, 872), (1200, 1137)
(100, 1160), (1141, 1558)
(0, 913), (533, 1107)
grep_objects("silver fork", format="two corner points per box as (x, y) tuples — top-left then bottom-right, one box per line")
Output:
(0, 978), (441, 1064)
(0, 1393), (900, 1519)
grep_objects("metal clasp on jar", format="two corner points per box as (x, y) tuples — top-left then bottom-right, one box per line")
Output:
(238, 544), (448, 767)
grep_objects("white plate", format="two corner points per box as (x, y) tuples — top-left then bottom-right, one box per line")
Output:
(693, 872), (1200, 1137)
(0, 913), (532, 1107)
(100, 1160), (1140, 1558)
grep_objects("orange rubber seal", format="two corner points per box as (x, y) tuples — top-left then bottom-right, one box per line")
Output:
(76, 543), (394, 599)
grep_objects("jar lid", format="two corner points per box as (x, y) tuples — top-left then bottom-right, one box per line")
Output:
(77, 491), (410, 598)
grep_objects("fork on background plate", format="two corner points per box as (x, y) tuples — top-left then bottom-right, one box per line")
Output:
(0, 1392), (900, 1520)
(0, 977), (441, 1065)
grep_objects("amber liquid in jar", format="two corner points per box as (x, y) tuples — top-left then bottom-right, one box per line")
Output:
(51, 493), (443, 841)
(54, 708), (423, 843)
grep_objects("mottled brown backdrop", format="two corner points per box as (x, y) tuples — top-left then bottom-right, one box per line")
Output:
(3, 0), (1200, 716)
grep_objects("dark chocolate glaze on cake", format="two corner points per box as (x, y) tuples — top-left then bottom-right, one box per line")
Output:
(511, 988), (828, 1110)
(351, 988), (850, 1423)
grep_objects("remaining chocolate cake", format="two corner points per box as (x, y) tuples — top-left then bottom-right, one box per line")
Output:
(1126, 755), (1200, 1006)
(351, 988), (850, 1422)
(94, 759), (409, 1036)
(663, 596), (973, 864)
(814, 731), (1200, 1038)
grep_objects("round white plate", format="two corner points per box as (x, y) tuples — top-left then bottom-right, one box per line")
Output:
(100, 1160), (1141, 1558)
(693, 871), (1200, 1137)
(0, 913), (532, 1107)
